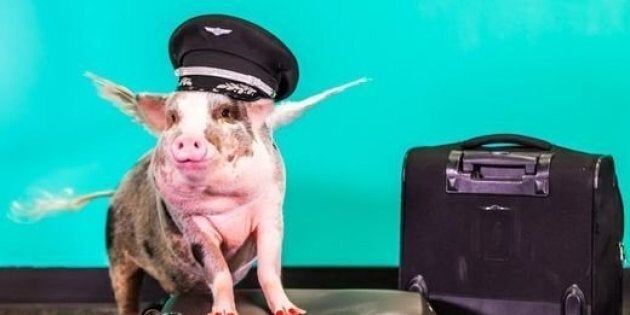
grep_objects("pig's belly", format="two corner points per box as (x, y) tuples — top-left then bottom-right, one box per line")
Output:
(232, 257), (256, 284)
(148, 209), (259, 291)
(146, 232), (257, 294)
(188, 219), (258, 285)
(218, 225), (258, 284)
(181, 244), (256, 286)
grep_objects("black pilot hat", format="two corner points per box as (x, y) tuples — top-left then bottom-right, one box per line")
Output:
(169, 14), (299, 101)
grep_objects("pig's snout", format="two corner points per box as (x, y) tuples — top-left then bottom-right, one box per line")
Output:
(171, 135), (208, 162)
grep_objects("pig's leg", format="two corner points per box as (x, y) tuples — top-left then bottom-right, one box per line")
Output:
(257, 215), (306, 315)
(109, 258), (145, 315)
(186, 216), (238, 315)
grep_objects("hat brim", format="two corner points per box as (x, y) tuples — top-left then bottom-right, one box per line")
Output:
(176, 75), (268, 101)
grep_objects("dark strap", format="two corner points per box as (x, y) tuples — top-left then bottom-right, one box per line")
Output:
(461, 134), (552, 151)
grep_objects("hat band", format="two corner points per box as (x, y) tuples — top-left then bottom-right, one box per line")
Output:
(174, 66), (276, 98)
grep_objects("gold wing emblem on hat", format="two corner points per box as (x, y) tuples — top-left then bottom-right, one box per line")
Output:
(216, 82), (257, 95)
(204, 26), (232, 36)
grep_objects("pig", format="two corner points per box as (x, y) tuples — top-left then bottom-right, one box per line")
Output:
(9, 73), (367, 315)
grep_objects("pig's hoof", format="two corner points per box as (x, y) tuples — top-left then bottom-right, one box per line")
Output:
(208, 309), (238, 315)
(273, 306), (306, 315)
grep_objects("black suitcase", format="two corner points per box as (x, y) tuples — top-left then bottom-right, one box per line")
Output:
(400, 134), (624, 315)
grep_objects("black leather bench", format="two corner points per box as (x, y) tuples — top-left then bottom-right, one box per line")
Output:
(160, 289), (435, 315)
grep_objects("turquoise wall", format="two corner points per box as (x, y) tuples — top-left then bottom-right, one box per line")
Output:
(1, 0), (629, 267)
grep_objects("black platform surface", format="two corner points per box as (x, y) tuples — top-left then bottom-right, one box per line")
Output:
(0, 267), (628, 314)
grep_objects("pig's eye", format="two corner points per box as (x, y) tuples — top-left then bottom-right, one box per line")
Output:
(221, 108), (231, 118)
(214, 105), (239, 123)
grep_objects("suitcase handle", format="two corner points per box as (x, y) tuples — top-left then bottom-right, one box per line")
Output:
(446, 150), (553, 196)
(461, 134), (552, 151)
(461, 151), (538, 174)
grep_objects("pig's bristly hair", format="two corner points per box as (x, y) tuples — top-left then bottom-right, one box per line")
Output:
(268, 77), (370, 130)
(84, 72), (165, 134)
(85, 72), (139, 118)
(9, 189), (115, 223)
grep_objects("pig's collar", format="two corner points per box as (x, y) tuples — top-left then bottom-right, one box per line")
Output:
(175, 66), (274, 101)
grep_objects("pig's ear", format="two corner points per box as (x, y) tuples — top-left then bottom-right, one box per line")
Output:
(246, 99), (275, 129)
(135, 93), (169, 133)
(85, 72), (169, 135)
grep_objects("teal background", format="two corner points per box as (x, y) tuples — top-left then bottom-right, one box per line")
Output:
(1, 0), (629, 267)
